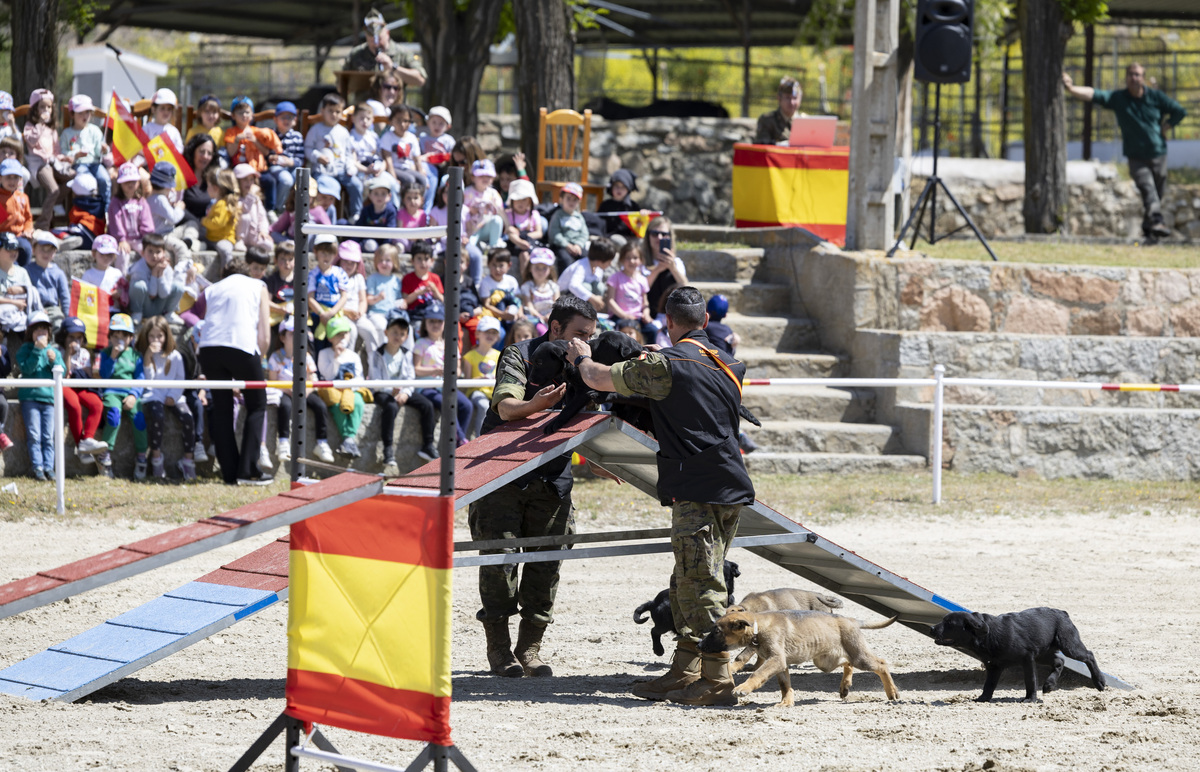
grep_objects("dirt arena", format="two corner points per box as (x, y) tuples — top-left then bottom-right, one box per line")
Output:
(1, 482), (1198, 771)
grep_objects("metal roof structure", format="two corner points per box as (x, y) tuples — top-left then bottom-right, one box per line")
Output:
(1107, 0), (1200, 21)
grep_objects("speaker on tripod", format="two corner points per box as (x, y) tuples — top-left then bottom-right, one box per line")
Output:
(890, 0), (997, 260)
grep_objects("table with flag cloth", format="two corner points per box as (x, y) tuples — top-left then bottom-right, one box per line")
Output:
(731, 143), (849, 246)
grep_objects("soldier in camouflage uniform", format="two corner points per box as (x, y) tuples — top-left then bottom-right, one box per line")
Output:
(754, 76), (802, 145)
(470, 296), (598, 678)
(569, 286), (755, 707)
(344, 10), (427, 99)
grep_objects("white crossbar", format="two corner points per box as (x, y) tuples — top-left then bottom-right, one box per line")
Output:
(300, 222), (447, 240)
(291, 744), (408, 772)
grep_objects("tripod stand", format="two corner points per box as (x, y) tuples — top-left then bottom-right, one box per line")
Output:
(888, 82), (997, 260)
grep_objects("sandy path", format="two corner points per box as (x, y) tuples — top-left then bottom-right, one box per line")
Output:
(1, 507), (1198, 771)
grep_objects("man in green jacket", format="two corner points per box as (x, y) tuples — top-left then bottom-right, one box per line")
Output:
(1064, 63), (1187, 241)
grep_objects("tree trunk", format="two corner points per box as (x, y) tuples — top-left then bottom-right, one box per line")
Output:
(11, 0), (61, 109)
(1020, 0), (1073, 234)
(514, 0), (576, 180)
(410, 0), (506, 138)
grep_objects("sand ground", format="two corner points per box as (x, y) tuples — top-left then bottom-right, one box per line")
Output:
(0, 500), (1197, 772)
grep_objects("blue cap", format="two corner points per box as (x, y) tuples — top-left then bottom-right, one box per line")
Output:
(706, 293), (729, 321)
(63, 316), (87, 336)
(149, 161), (177, 190)
(423, 301), (445, 321)
(0, 158), (24, 178)
(316, 175), (341, 200)
(274, 101), (297, 116)
(231, 95), (254, 112)
(0, 232), (18, 251)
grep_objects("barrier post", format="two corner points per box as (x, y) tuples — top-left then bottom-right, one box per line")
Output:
(290, 167), (311, 483)
(932, 363), (944, 504)
(52, 364), (65, 515)
(441, 167), (463, 496)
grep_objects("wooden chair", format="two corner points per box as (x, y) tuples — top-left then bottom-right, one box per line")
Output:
(535, 107), (604, 210)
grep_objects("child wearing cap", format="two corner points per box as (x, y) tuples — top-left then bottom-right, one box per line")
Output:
(597, 169), (643, 246)
(504, 178), (545, 270)
(368, 313), (437, 470)
(519, 247), (560, 333)
(418, 106), (455, 211)
(462, 315), (501, 439)
(304, 93), (362, 221)
(16, 311), (61, 480)
(225, 96), (282, 211)
(109, 162), (155, 270)
(464, 159), (505, 249)
(413, 306), (472, 446)
(185, 95), (225, 149)
(233, 163), (272, 250)
(96, 313), (147, 478)
(547, 182), (590, 274)
(269, 102), (304, 209)
(147, 161), (192, 263)
(58, 315), (110, 466)
(268, 315), (333, 465)
(82, 234), (122, 294)
(145, 88), (184, 152)
(316, 315), (366, 459)
(202, 168), (241, 267)
(307, 234), (352, 342)
(356, 175), (399, 253)
(0, 232), (34, 337)
(26, 230), (69, 332)
(23, 89), (66, 231)
(0, 91), (17, 142)
(337, 239), (372, 350)
(0, 158), (33, 266)
(61, 94), (111, 211)
(67, 170), (106, 251)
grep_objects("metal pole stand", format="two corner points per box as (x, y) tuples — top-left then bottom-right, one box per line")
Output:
(291, 167), (312, 483)
(888, 83), (998, 261)
(226, 712), (351, 772)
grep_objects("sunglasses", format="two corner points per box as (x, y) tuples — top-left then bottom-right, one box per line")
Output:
(381, 84), (401, 92)
(647, 231), (669, 237)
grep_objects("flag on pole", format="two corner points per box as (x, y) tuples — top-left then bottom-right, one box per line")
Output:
(286, 493), (454, 744)
(107, 91), (150, 167)
(146, 134), (198, 190)
(617, 211), (660, 239)
(731, 143), (850, 246)
(70, 279), (110, 349)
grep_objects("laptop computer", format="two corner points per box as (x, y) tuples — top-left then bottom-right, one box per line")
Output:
(787, 115), (838, 148)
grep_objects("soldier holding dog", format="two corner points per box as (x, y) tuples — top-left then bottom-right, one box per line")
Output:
(568, 286), (755, 706)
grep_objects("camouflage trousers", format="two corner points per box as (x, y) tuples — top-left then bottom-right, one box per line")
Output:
(669, 501), (741, 643)
(468, 478), (575, 626)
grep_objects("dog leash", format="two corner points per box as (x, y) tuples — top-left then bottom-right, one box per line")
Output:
(679, 338), (743, 396)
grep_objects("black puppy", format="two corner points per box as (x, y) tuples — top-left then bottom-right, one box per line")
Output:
(633, 560), (741, 657)
(931, 607), (1106, 702)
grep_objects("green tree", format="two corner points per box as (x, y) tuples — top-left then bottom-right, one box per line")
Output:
(4, 0), (97, 109)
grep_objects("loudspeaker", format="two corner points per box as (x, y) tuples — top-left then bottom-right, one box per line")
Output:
(914, 0), (973, 84)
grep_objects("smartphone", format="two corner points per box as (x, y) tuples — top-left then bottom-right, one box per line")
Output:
(659, 235), (672, 252)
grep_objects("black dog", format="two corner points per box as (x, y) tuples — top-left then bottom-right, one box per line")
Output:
(633, 560), (741, 657)
(531, 330), (761, 436)
(931, 608), (1106, 702)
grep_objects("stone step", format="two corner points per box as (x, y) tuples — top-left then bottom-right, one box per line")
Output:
(738, 348), (845, 379)
(677, 247), (767, 283)
(740, 385), (874, 423)
(721, 312), (819, 351)
(745, 419), (901, 455)
(690, 280), (791, 315)
(744, 451), (927, 476)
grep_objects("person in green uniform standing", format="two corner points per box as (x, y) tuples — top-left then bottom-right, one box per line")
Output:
(1063, 63), (1186, 241)
(344, 10), (427, 94)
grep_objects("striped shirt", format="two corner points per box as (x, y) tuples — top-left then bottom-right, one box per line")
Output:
(276, 128), (305, 167)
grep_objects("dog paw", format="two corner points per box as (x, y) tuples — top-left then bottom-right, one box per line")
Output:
(776, 699), (795, 708)
(732, 684), (752, 696)
(974, 695), (993, 703)
(1019, 696), (1042, 703)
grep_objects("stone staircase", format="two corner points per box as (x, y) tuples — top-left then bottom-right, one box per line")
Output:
(676, 228), (927, 475)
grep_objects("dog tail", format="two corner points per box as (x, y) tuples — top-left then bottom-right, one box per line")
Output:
(633, 601), (653, 624)
(815, 594), (844, 610)
(860, 615), (899, 630)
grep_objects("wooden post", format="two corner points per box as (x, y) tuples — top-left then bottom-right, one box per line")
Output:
(846, 0), (900, 251)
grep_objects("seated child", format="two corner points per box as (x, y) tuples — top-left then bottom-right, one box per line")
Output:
(145, 88), (184, 152)
(365, 243), (404, 339)
(464, 159), (505, 249)
(337, 239), (372, 350)
(16, 311), (60, 480)
(271, 177), (332, 243)
(316, 315), (366, 459)
(61, 94), (111, 211)
(0, 91), (17, 143)
(233, 164), (271, 251)
(268, 101), (304, 208)
(347, 104), (383, 184)
(368, 313), (437, 472)
(128, 234), (183, 326)
(605, 238), (657, 343)
(224, 96), (281, 211)
(412, 304), (472, 447)
(136, 316), (196, 480)
(96, 313), (147, 479)
(463, 315), (501, 439)
(379, 104), (424, 190)
(494, 151), (529, 203)
(504, 178), (546, 272)
(400, 240), (444, 321)
(268, 315), (332, 464)
(478, 248), (523, 345)
(547, 182), (590, 275)
(26, 230), (69, 332)
(147, 161), (191, 263)
(202, 167), (241, 269)
(59, 315), (108, 465)
(81, 234), (122, 293)
(0, 231), (33, 337)
(67, 171), (106, 250)
(264, 240), (296, 328)
(395, 183), (429, 253)
(306, 234), (350, 342)
(304, 93), (360, 222)
(505, 318), (536, 348)
(597, 169), (643, 245)
(356, 175), (398, 253)
(704, 293), (740, 356)
(519, 247), (560, 334)
(184, 94), (225, 149)
(108, 162), (154, 271)
(0, 158), (33, 266)
(417, 105), (456, 211)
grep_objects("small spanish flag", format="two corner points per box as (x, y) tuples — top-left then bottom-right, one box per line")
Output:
(69, 279), (110, 349)
(107, 90), (150, 167)
(618, 211), (660, 239)
(286, 494), (453, 744)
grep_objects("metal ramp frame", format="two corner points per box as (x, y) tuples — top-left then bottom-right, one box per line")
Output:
(0, 413), (1132, 701)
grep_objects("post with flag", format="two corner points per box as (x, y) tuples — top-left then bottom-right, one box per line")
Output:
(107, 89), (196, 190)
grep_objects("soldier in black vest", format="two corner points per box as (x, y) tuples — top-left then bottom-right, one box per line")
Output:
(470, 296), (598, 678)
(568, 286), (756, 707)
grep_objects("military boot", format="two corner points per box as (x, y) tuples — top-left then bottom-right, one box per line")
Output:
(481, 618), (523, 678)
(514, 618), (553, 677)
(630, 639), (702, 701)
(665, 650), (737, 706)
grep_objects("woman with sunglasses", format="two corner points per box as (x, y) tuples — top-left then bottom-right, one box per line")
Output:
(641, 215), (687, 316)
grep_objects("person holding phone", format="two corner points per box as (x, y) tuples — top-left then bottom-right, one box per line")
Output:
(642, 215), (688, 317)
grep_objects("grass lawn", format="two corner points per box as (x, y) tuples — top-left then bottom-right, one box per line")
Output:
(908, 238), (1200, 269)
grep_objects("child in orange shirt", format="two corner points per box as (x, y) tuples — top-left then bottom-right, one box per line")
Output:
(0, 157), (33, 266)
(223, 96), (281, 211)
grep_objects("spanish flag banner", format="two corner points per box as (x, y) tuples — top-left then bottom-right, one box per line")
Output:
(107, 90), (150, 167)
(69, 279), (110, 349)
(286, 493), (454, 744)
(731, 143), (850, 246)
(146, 134), (198, 190)
(617, 210), (661, 239)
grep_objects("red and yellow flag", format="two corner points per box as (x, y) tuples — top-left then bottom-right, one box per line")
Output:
(106, 90), (197, 190)
(286, 494), (454, 744)
(69, 279), (110, 349)
(618, 210), (660, 239)
(732, 143), (849, 246)
(146, 134), (198, 190)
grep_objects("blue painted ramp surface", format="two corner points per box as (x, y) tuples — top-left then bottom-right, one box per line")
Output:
(0, 581), (283, 702)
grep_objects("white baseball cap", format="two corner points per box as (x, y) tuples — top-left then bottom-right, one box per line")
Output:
(428, 106), (452, 126)
(507, 178), (538, 205)
(313, 234), (338, 247)
(476, 316), (502, 334)
(32, 230), (60, 248)
(151, 88), (178, 107)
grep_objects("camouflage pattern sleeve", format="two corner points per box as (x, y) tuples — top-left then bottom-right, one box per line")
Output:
(610, 351), (673, 400)
(489, 344), (528, 409)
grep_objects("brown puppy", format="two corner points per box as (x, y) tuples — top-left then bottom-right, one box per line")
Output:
(728, 588), (845, 671)
(700, 609), (900, 706)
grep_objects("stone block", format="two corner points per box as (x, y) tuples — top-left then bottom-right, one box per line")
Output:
(1026, 269), (1120, 305)
(1169, 302), (1200, 337)
(1156, 271), (1191, 304)
(1127, 307), (1164, 337)
(1070, 309), (1121, 336)
(919, 286), (991, 332)
(1001, 296), (1069, 335)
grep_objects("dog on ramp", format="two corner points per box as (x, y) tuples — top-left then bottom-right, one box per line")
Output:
(700, 609), (900, 706)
